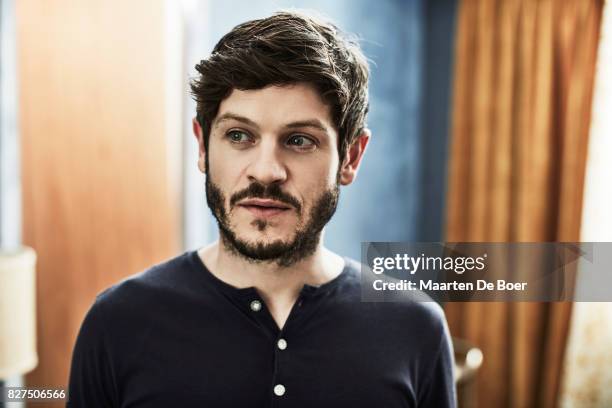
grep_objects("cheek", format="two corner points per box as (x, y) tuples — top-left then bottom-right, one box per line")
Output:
(293, 155), (339, 199)
(319, 153), (341, 183)
(208, 146), (246, 188)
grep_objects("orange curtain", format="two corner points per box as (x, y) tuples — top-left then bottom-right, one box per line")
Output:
(445, 0), (603, 407)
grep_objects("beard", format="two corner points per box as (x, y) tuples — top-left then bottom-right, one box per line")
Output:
(205, 176), (339, 267)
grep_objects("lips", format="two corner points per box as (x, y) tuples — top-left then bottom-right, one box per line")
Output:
(237, 198), (292, 218)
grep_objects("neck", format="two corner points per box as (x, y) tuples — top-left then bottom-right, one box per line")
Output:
(199, 237), (344, 297)
(197, 234), (345, 328)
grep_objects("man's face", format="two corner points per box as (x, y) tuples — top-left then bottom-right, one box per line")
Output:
(203, 83), (343, 266)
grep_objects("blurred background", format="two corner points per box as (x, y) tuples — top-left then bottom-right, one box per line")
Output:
(0, 0), (611, 407)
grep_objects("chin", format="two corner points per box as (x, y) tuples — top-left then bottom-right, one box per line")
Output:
(232, 215), (298, 237)
(239, 229), (295, 246)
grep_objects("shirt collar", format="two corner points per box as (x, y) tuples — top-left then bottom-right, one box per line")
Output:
(188, 250), (350, 300)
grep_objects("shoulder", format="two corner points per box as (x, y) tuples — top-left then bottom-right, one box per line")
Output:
(68, 253), (194, 408)
(340, 257), (449, 337)
(90, 251), (199, 320)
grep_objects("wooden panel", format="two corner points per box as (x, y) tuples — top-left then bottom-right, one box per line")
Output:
(16, 0), (181, 395)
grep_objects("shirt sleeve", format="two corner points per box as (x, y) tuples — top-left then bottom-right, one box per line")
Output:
(417, 304), (457, 408)
(67, 298), (118, 408)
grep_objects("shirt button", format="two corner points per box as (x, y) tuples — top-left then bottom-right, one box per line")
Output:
(277, 338), (288, 350)
(273, 384), (286, 396)
(250, 300), (262, 312)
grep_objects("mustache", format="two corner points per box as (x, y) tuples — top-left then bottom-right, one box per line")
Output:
(229, 182), (302, 212)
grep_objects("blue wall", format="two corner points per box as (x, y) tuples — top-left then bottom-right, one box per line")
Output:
(195, 0), (457, 259)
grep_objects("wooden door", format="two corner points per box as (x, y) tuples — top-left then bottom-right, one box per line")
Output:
(17, 0), (181, 399)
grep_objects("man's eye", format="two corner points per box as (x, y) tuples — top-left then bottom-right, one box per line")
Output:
(226, 130), (251, 143)
(287, 135), (316, 149)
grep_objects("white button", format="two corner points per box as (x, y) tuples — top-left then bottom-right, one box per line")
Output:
(273, 384), (286, 396)
(277, 338), (288, 350)
(250, 300), (262, 312)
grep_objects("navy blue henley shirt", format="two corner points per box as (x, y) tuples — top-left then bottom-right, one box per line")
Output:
(67, 251), (456, 407)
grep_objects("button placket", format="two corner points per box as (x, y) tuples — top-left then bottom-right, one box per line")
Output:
(272, 330), (290, 402)
(268, 290), (317, 403)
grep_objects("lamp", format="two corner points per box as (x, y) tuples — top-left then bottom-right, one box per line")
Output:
(0, 247), (38, 380)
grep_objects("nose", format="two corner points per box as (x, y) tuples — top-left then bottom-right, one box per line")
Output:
(246, 139), (288, 186)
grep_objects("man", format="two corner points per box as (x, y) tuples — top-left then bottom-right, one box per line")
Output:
(68, 11), (456, 407)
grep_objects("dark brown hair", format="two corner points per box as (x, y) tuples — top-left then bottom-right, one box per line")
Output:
(190, 11), (370, 158)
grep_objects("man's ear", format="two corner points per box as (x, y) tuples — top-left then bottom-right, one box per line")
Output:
(339, 128), (371, 186)
(192, 117), (206, 174)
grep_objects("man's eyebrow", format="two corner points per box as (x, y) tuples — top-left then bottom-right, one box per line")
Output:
(214, 114), (331, 134)
(213, 113), (260, 129)
(284, 120), (329, 133)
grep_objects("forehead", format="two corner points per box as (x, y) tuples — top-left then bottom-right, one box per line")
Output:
(215, 83), (335, 129)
